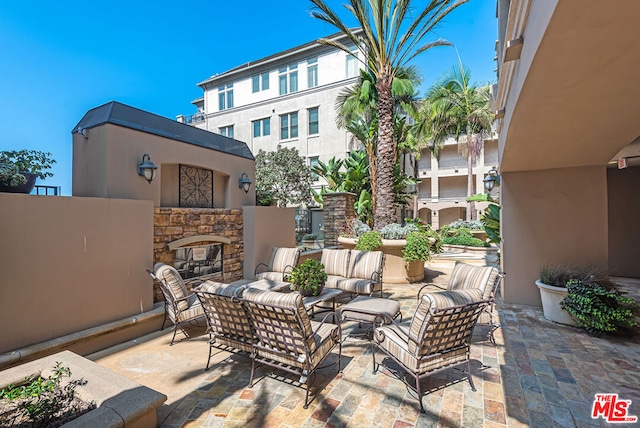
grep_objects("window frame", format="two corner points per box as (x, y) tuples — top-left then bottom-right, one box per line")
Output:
(308, 107), (319, 135)
(279, 64), (299, 95)
(219, 125), (234, 138)
(218, 84), (234, 110)
(307, 58), (318, 88)
(280, 112), (298, 140)
(252, 117), (271, 138)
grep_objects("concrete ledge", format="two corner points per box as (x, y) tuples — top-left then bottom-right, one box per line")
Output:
(0, 306), (164, 371)
(0, 350), (166, 428)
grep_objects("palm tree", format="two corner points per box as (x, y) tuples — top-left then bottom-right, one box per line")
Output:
(422, 63), (493, 220)
(310, 0), (467, 229)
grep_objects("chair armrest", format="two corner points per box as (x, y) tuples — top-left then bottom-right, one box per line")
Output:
(373, 315), (410, 342)
(313, 311), (342, 339)
(417, 283), (446, 301)
(254, 263), (268, 276)
(146, 269), (158, 281)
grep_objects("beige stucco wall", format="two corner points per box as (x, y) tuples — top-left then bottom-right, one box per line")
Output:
(0, 194), (154, 354)
(73, 123), (254, 209)
(501, 166), (608, 304)
(243, 206), (296, 279)
(607, 166), (640, 277)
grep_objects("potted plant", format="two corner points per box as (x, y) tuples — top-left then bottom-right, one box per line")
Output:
(289, 259), (328, 297)
(535, 265), (637, 332)
(0, 150), (56, 194)
(301, 233), (320, 250)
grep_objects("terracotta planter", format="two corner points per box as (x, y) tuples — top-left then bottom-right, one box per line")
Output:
(338, 236), (425, 283)
(0, 172), (37, 194)
(535, 280), (577, 326)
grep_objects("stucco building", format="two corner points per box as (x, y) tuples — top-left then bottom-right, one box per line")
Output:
(495, 0), (640, 304)
(177, 31), (366, 194)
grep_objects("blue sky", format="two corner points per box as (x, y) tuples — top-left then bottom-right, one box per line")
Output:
(0, 1), (496, 195)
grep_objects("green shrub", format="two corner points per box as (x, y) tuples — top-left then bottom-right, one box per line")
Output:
(443, 235), (486, 247)
(561, 280), (638, 334)
(379, 223), (419, 239)
(0, 362), (94, 427)
(448, 219), (484, 230)
(403, 231), (433, 262)
(355, 231), (382, 252)
(289, 259), (327, 296)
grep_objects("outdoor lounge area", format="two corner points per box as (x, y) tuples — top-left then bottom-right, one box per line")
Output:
(88, 266), (640, 428)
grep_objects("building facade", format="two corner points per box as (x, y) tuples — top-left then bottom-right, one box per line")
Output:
(178, 31), (365, 193)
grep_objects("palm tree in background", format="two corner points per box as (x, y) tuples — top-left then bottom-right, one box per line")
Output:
(310, 0), (467, 229)
(421, 62), (493, 220)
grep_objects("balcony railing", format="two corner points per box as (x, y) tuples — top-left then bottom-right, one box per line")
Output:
(33, 185), (61, 196)
(184, 112), (206, 125)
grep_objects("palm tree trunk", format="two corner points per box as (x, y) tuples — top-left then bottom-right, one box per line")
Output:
(467, 152), (475, 221)
(375, 76), (396, 229)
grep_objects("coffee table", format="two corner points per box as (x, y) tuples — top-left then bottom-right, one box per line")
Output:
(302, 288), (344, 316)
(229, 278), (291, 292)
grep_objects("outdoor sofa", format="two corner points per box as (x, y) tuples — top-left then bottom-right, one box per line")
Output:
(320, 248), (385, 297)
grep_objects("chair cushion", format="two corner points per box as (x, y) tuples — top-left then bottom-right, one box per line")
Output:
(448, 262), (499, 301)
(155, 263), (189, 310)
(198, 280), (245, 298)
(337, 278), (379, 295)
(325, 275), (345, 290)
(255, 271), (286, 282)
(407, 289), (484, 355)
(242, 288), (314, 351)
(321, 249), (350, 278)
(347, 250), (383, 280)
(175, 295), (204, 322)
(268, 247), (300, 273)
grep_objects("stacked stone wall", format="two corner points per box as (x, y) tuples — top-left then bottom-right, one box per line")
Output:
(323, 193), (356, 247)
(153, 207), (243, 302)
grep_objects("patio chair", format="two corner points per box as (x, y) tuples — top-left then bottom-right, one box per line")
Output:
(192, 281), (254, 371)
(147, 263), (205, 345)
(254, 247), (301, 282)
(418, 261), (504, 344)
(241, 288), (342, 409)
(372, 289), (489, 413)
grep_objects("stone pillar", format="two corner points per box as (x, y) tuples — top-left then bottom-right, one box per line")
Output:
(323, 192), (356, 248)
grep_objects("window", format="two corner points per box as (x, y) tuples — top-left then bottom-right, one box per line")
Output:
(280, 112), (298, 140)
(346, 48), (359, 78)
(279, 64), (298, 95)
(307, 58), (318, 88)
(252, 72), (270, 93)
(219, 125), (234, 138)
(309, 156), (320, 181)
(308, 107), (319, 135)
(252, 118), (271, 138)
(218, 84), (234, 110)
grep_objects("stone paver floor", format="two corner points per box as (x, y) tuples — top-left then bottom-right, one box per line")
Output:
(90, 268), (640, 427)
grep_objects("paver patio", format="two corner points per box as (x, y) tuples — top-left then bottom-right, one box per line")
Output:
(89, 267), (640, 427)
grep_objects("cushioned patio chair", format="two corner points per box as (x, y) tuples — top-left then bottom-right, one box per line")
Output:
(373, 289), (489, 413)
(254, 247), (301, 282)
(241, 288), (342, 409)
(192, 281), (254, 371)
(321, 249), (385, 297)
(147, 263), (205, 345)
(418, 261), (504, 344)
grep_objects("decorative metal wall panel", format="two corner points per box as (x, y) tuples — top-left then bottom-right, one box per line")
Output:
(179, 164), (213, 208)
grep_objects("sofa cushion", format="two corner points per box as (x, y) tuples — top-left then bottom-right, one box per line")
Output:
(268, 247), (300, 273)
(347, 250), (383, 280)
(155, 263), (189, 310)
(321, 249), (350, 278)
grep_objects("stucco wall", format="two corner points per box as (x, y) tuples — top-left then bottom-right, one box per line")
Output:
(243, 206), (296, 279)
(608, 166), (640, 277)
(0, 194), (154, 354)
(73, 123), (254, 209)
(501, 166), (608, 305)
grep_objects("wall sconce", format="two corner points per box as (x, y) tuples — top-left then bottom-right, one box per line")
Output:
(238, 172), (252, 193)
(137, 154), (158, 184)
(483, 168), (501, 191)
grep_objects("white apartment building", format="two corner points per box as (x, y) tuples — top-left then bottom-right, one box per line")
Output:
(414, 137), (499, 228)
(179, 31), (498, 229)
(177, 31), (366, 192)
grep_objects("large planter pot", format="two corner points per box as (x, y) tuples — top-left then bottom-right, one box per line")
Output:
(0, 172), (37, 194)
(535, 280), (578, 326)
(441, 244), (500, 266)
(338, 236), (425, 283)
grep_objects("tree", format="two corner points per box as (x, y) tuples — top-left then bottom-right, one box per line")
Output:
(255, 146), (312, 208)
(421, 63), (493, 220)
(310, 0), (467, 229)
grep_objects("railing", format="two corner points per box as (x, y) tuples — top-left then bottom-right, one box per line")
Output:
(33, 185), (61, 196)
(184, 112), (206, 125)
